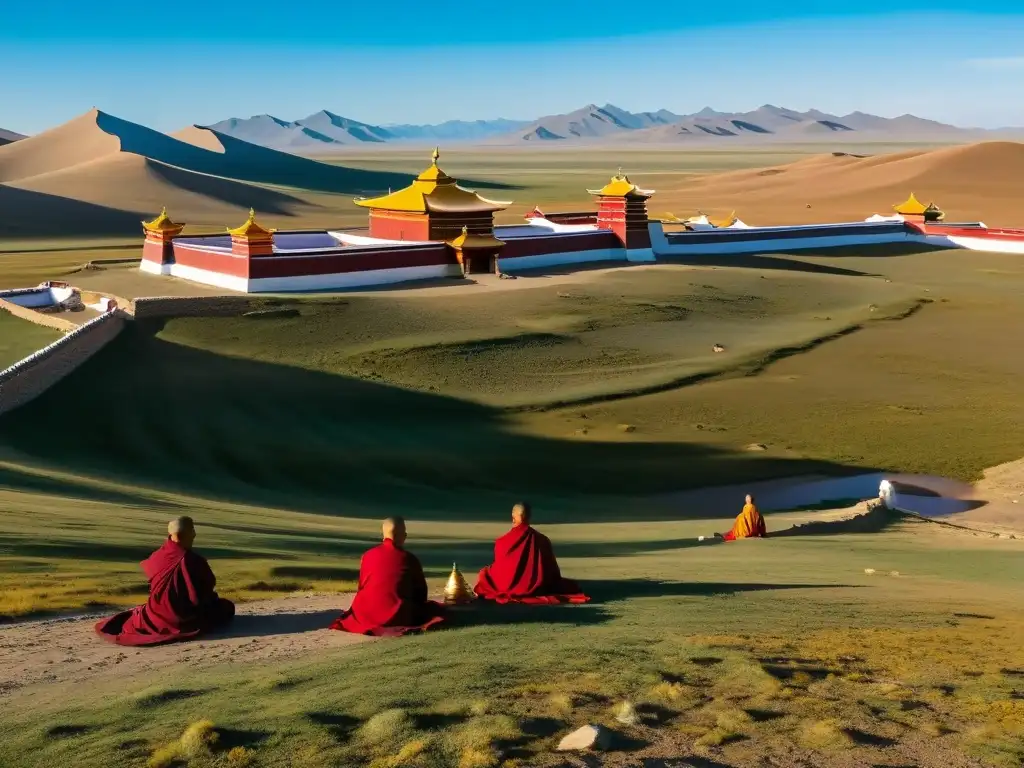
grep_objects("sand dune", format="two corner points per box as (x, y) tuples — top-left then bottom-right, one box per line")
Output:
(0, 109), (430, 236)
(658, 141), (1024, 226)
(0, 112), (122, 182)
(0, 184), (143, 237)
(0, 109), (413, 194)
(14, 153), (314, 223)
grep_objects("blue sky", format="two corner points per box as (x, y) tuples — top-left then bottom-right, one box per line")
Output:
(1, 1), (1022, 133)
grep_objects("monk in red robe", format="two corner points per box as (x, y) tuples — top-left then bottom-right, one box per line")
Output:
(717, 494), (767, 541)
(96, 516), (235, 646)
(330, 516), (446, 637)
(474, 503), (589, 604)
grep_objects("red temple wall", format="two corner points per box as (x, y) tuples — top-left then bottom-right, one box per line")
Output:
(427, 212), (496, 241)
(500, 231), (621, 259)
(248, 245), (453, 279)
(172, 245), (251, 277)
(368, 212), (431, 241)
(142, 239), (173, 264)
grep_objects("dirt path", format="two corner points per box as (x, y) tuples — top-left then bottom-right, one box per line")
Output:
(0, 592), (365, 699)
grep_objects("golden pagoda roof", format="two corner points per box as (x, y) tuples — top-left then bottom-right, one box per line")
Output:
(449, 226), (505, 249)
(227, 208), (274, 238)
(142, 207), (185, 234)
(354, 149), (512, 214)
(587, 170), (655, 198)
(709, 211), (738, 228)
(893, 193), (930, 216)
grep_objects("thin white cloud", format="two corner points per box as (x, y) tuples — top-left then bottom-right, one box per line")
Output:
(967, 56), (1024, 71)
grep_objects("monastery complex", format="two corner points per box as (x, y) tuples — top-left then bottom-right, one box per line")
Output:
(139, 151), (1024, 293)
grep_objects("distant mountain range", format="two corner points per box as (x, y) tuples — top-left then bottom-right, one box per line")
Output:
(205, 104), (1022, 152)
(514, 103), (989, 142)
(205, 111), (531, 150)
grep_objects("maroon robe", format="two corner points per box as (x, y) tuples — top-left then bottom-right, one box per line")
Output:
(474, 524), (590, 604)
(330, 539), (446, 637)
(95, 539), (235, 646)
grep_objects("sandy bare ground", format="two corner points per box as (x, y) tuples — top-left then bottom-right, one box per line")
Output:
(0, 592), (365, 700)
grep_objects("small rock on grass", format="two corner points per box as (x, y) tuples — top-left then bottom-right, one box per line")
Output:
(744, 443), (768, 452)
(557, 724), (610, 751)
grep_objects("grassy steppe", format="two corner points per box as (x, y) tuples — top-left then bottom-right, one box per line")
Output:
(0, 310), (62, 368)
(2, 246), (1024, 766)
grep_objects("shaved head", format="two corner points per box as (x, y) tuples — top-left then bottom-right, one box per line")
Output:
(168, 516), (196, 549)
(512, 502), (532, 526)
(383, 516), (407, 547)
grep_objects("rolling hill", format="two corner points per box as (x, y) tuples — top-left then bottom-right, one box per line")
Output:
(0, 109), (419, 236)
(654, 140), (1024, 227)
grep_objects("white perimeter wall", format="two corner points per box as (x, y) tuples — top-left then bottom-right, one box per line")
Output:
(497, 248), (624, 272)
(142, 259), (462, 293)
(944, 234), (1024, 255)
(649, 221), (916, 256)
(0, 286), (75, 308)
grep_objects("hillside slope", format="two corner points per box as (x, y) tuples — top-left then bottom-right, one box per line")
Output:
(656, 141), (1024, 226)
(0, 110), (424, 234)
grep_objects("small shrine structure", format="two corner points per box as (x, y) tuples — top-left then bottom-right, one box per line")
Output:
(893, 193), (944, 223)
(588, 171), (655, 257)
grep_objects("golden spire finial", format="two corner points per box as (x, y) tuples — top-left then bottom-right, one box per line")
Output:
(142, 206), (185, 235)
(248, 207), (256, 220)
(432, 147), (440, 165)
(444, 562), (474, 604)
(461, 225), (469, 235)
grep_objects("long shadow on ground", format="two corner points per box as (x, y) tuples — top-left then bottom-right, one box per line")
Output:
(210, 609), (343, 639)
(0, 323), (878, 523)
(576, 578), (858, 602)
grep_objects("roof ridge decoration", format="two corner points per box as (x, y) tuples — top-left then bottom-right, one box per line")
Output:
(355, 149), (512, 214)
(142, 206), (185, 235)
(227, 208), (275, 238)
(587, 169), (655, 198)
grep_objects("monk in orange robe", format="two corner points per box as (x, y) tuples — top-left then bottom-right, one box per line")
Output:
(95, 516), (235, 646)
(718, 494), (767, 541)
(330, 517), (446, 637)
(474, 503), (589, 604)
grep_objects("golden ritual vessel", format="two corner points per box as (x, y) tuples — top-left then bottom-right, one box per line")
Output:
(444, 562), (474, 604)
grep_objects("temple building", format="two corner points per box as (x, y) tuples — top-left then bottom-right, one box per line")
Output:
(354, 149), (511, 242)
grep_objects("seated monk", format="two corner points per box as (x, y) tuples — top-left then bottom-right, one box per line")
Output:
(96, 516), (235, 646)
(474, 503), (589, 604)
(330, 516), (446, 637)
(718, 494), (767, 541)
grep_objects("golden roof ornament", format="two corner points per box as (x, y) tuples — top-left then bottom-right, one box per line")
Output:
(444, 562), (474, 604)
(893, 192), (928, 216)
(142, 206), (185, 236)
(227, 208), (274, 239)
(587, 169), (655, 199)
(354, 150), (512, 214)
